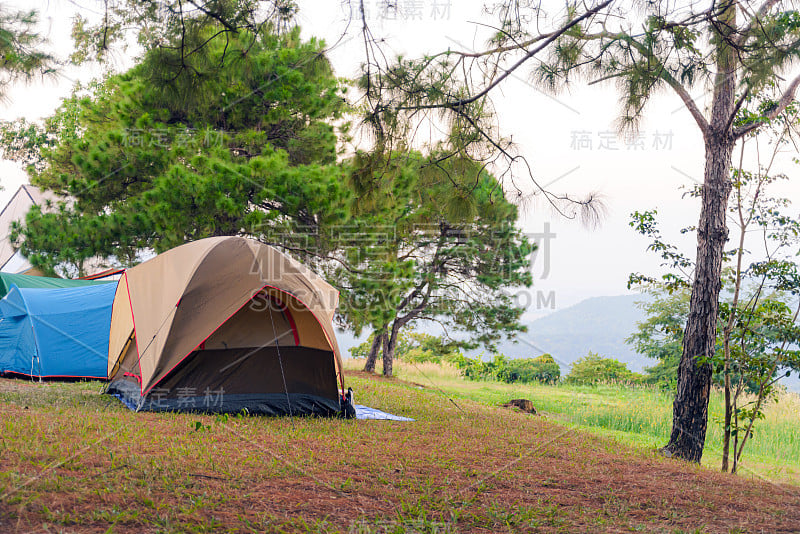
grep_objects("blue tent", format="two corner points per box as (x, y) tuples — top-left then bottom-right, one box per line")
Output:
(0, 283), (117, 379)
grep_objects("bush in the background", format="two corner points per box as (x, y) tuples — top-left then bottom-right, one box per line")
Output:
(402, 333), (464, 364)
(450, 353), (508, 381)
(498, 354), (560, 384)
(349, 331), (463, 364)
(451, 353), (561, 384)
(566, 352), (643, 385)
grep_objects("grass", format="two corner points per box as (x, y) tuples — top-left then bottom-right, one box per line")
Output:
(347, 358), (800, 485)
(1, 370), (800, 533)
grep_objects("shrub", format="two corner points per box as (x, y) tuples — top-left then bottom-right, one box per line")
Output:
(349, 331), (463, 364)
(451, 353), (561, 384)
(450, 353), (508, 381)
(566, 352), (643, 385)
(499, 354), (561, 384)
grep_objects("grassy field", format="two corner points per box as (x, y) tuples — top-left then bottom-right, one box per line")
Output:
(353, 359), (800, 486)
(1, 369), (800, 533)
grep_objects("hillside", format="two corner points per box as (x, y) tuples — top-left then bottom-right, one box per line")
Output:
(2, 374), (799, 533)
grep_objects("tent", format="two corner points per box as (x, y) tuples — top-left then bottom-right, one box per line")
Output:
(0, 184), (112, 276)
(0, 283), (117, 379)
(107, 236), (350, 416)
(0, 272), (112, 299)
(0, 185), (57, 272)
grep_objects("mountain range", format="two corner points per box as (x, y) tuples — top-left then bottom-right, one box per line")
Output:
(487, 294), (655, 372)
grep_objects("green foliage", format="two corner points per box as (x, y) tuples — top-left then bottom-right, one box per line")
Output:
(0, 8), (54, 101)
(336, 148), (534, 355)
(349, 331), (464, 364)
(498, 354), (561, 384)
(626, 290), (688, 388)
(450, 353), (511, 382)
(627, 210), (693, 293)
(9, 24), (348, 276)
(565, 352), (642, 385)
(535, 3), (800, 133)
(68, 0), (296, 64)
(450, 353), (561, 384)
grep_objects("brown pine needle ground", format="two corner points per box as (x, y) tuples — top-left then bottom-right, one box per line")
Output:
(1, 373), (799, 533)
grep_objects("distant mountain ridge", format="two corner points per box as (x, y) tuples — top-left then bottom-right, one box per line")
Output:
(492, 294), (800, 392)
(486, 294), (656, 373)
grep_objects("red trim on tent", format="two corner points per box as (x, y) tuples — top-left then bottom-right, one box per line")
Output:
(123, 372), (142, 384)
(122, 273), (144, 395)
(270, 295), (299, 346)
(79, 267), (126, 280)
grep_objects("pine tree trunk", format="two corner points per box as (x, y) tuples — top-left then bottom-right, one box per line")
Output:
(663, 135), (734, 462)
(662, 0), (737, 464)
(382, 321), (400, 377)
(363, 331), (385, 373)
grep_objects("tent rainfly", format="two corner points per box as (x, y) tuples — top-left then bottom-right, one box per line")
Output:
(0, 284), (117, 379)
(106, 236), (351, 416)
(0, 272), (112, 299)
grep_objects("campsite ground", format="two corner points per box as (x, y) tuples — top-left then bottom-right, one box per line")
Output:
(1, 371), (800, 533)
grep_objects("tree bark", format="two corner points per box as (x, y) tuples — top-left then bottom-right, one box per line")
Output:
(382, 324), (396, 377)
(663, 135), (734, 462)
(662, 0), (737, 464)
(364, 330), (385, 373)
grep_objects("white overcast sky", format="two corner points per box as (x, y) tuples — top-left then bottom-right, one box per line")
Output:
(1, 0), (798, 317)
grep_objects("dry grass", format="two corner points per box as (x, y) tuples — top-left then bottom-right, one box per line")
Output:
(348, 359), (800, 486)
(1, 374), (799, 533)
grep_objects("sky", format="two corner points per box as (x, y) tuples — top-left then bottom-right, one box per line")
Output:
(1, 0), (799, 319)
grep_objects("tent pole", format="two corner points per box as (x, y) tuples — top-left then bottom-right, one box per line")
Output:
(267, 297), (294, 420)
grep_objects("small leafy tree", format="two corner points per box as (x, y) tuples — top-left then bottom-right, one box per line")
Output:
(722, 296), (800, 472)
(627, 290), (689, 388)
(565, 352), (640, 385)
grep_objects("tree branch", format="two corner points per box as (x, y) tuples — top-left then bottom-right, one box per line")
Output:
(733, 73), (800, 139)
(735, 0), (780, 47)
(394, 0), (613, 112)
(186, 0), (240, 32)
(582, 30), (710, 137)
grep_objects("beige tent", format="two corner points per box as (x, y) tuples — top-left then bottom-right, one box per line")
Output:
(107, 237), (349, 416)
